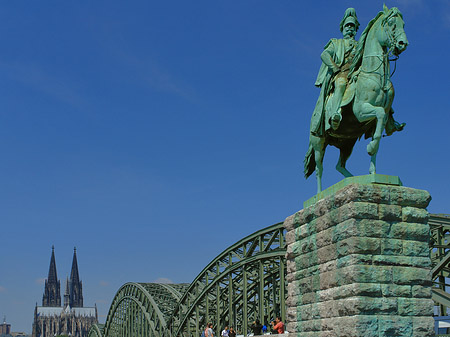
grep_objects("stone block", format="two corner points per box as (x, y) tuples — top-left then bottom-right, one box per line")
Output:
(399, 188), (431, 208)
(402, 207), (429, 223)
(389, 222), (430, 241)
(403, 240), (429, 257)
(285, 244), (295, 260)
(285, 322), (297, 333)
(286, 307), (296, 321)
(411, 285), (432, 298)
(339, 201), (379, 222)
(334, 315), (379, 337)
(336, 254), (373, 269)
(292, 262), (319, 281)
(378, 316), (413, 336)
(315, 213), (335, 233)
(380, 238), (403, 255)
(316, 228), (333, 248)
(283, 214), (296, 231)
(398, 298), (434, 316)
(302, 206), (316, 224)
(286, 259), (296, 274)
(352, 265), (393, 284)
(292, 251), (317, 271)
(318, 270), (339, 290)
(378, 204), (402, 221)
(334, 283), (382, 299)
(393, 266), (431, 285)
(290, 237), (317, 257)
(412, 316), (435, 336)
(287, 280), (299, 299)
(357, 219), (391, 238)
(295, 223), (310, 240)
(381, 284), (411, 297)
(337, 237), (381, 256)
(317, 243), (337, 265)
(372, 255), (431, 268)
(285, 229), (295, 246)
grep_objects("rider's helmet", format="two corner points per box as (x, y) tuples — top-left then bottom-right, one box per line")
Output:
(340, 8), (360, 32)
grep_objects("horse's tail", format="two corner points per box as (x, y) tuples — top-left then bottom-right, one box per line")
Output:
(304, 141), (316, 179)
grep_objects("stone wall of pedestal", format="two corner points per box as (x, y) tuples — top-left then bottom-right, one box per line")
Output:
(284, 182), (435, 337)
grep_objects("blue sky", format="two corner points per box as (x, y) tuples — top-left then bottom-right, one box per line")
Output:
(0, 0), (449, 333)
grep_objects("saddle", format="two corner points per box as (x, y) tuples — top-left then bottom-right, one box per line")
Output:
(340, 78), (356, 107)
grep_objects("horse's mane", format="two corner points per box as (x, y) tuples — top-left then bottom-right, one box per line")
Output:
(349, 7), (403, 77)
(349, 12), (383, 76)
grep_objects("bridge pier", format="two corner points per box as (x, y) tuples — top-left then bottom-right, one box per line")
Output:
(284, 178), (435, 336)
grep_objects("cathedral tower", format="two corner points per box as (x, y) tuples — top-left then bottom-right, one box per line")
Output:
(42, 246), (61, 307)
(69, 247), (83, 307)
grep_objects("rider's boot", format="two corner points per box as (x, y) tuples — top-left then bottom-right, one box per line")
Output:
(385, 110), (406, 136)
(329, 78), (346, 131)
(386, 121), (406, 136)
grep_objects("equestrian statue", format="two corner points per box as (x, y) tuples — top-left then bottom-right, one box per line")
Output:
(304, 5), (408, 193)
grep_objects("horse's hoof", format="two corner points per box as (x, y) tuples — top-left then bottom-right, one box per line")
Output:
(367, 140), (378, 156)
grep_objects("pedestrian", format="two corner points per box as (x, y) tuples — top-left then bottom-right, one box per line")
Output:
(270, 317), (284, 334)
(251, 320), (263, 335)
(206, 323), (214, 337)
(229, 327), (236, 337)
(221, 326), (229, 337)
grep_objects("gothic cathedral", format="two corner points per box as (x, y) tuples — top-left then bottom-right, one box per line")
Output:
(32, 247), (98, 337)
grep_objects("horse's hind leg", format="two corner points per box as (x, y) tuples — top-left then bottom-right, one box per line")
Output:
(369, 153), (377, 174)
(336, 139), (357, 177)
(311, 135), (326, 193)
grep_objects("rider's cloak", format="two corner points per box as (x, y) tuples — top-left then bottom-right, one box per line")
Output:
(310, 38), (350, 137)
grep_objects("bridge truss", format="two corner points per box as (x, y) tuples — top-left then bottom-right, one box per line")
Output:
(89, 214), (450, 337)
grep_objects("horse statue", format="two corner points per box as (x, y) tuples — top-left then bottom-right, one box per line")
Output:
(304, 5), (408, 193)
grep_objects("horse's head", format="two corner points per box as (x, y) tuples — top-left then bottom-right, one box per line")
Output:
(381, 5), (408, 56)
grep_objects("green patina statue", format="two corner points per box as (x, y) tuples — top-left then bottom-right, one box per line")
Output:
(304, 5), (408, 193)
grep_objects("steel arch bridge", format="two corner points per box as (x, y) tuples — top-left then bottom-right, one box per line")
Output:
(90, 214), (450, 337)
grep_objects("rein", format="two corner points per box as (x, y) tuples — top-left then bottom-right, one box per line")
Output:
(359, 11), (402, 89)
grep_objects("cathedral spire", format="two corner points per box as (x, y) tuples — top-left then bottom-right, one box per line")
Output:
(70, 247), (80, 283)
(69, 247), (83, 307)
(48, 245), (58, 283)
(42, 246), (61, 307)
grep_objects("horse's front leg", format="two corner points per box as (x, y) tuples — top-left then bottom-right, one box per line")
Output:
(354, 102), (387, 156)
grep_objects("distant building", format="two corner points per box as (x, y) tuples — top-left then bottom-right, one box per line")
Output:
(11, 333), (29, 337)
(32, 246), (98, 337)
(0, 317), (11, 335)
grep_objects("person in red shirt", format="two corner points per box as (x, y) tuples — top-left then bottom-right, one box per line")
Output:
(271, 317), (284, 334)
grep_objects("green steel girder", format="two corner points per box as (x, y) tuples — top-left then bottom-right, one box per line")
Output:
(101, 282), (189, 337)
(88, 324), (104, 337)
(89, 214), (450, 337)
(170, 252), (285, 337)
(430, 214), (450, 315)
(165, 223), (286, 337)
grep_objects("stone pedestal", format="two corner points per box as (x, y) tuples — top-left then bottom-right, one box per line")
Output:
(284, 179), (435, 337)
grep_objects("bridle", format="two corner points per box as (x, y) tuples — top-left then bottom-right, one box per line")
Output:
(360, 11), (404, 87)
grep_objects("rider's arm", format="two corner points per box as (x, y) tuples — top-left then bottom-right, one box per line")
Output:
(321, 41), (340, 74)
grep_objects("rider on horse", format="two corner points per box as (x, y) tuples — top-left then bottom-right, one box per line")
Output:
(309, 8), (404, 138)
